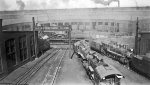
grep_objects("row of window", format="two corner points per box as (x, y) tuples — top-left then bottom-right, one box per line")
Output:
(5, 36), (35, 69)
(39, 22), (120, 27)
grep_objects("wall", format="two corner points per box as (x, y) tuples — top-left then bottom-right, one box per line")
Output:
(0, 31), (38, 77)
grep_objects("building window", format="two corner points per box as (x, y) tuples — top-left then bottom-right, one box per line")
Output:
(111, 22), (114, 26)
(58, 22), (63, 26)
(117, 23), (119, 27)
(44, 23), (50, 27)
(64, 22), (69, 26)
(5, 39), (17, 68)
(85, 22), (90, 25)
(19, 36), (27, 61)
(116, 28), (119, 32)
(71, 22), (77, 25)
(79, 22), (83, 25)
(24, 25), (31, 28)
(98, 22), (103, 25)
(30, 36), (35, 57)
(105, 22), (108, 25)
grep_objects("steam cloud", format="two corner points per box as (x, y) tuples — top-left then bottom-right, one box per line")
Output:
(92, 0), (119, 6)
(0, 0), (148, 11)
(16, 0), (25, 10)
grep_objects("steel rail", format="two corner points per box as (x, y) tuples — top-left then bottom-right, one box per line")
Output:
(51, 49), (67, 85)
(0, 49), (59, 85)
(14, 49), (61, 85)
(41, 49), (67, 85)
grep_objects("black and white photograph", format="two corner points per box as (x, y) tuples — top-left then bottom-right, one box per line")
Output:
(0, 0), (150, 85)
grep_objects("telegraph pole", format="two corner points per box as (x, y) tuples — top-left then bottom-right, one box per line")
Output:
(32, 17), (38, 58)
(69, 25), (72, 58)
(135, 17), (139, 55)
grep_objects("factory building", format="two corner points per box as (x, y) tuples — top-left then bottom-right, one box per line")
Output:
(1, 7), (150, 36)
(0, 19), (38, 77)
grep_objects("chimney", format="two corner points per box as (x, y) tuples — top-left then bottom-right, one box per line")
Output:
(0, 19), (2, 32)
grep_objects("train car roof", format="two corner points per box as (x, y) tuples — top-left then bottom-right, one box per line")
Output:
(95, 64), (123, 79)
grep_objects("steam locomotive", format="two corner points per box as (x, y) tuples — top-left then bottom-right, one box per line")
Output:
(74, 38), (150, 79)
(90, 40), (134, 65)
(74, 40), (124, 85)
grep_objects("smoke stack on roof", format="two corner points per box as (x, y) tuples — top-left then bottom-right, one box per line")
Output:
(16, 0), (25, 10)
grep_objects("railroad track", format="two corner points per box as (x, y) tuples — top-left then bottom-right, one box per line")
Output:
(0, 48), (61, 85)
(42, 49), (68, 85)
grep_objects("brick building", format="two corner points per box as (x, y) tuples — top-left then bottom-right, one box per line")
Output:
(0, 19), (38, 77)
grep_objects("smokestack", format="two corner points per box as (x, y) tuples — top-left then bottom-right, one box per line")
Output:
(0, 19), (2, 32)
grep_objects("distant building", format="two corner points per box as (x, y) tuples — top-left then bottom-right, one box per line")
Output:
(0, 7), (150, 35)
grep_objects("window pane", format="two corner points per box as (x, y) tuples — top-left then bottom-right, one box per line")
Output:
(111, 22), (114, 26)
(19, 36), (27, 61)
(5, 39), (16, 68)
(105, 22), (108, 25)
(98, 22), (103, 25)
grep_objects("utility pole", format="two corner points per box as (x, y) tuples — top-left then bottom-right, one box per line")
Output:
(69, 25), (72, 58)
(135, 17), (139, 55)
(32, 17), (38, 58)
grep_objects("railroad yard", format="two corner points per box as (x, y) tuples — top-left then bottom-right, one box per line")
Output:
(0, 44), (149, 85)
(1, 1), (150, 85)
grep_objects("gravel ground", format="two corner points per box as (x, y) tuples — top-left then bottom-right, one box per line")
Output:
(54, 52), (93, 85)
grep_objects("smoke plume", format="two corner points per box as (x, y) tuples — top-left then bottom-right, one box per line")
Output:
(16, 0), (25, 10)
(92, 0), (119, 5)
(0, 0), (148, 11)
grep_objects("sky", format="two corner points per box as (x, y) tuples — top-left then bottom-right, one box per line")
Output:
(0, 0), (150, 11)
